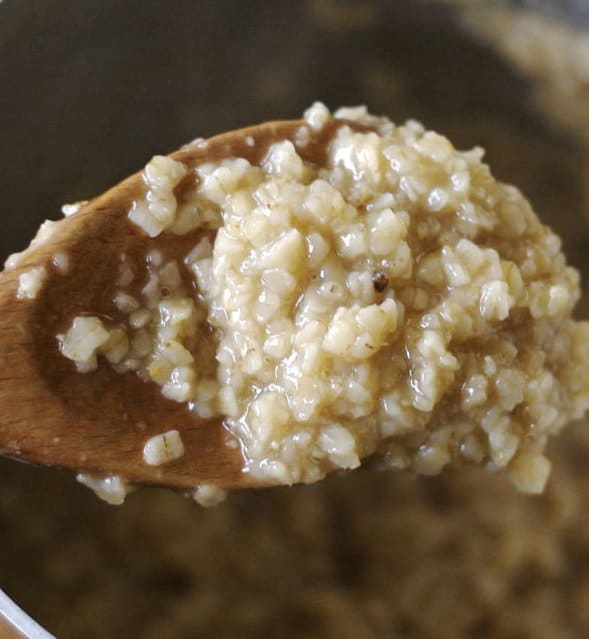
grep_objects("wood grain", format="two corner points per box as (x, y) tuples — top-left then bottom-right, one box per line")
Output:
(0, 118), (357, 491)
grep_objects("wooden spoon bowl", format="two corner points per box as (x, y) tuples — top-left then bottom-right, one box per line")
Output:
(0, 118), (358, 491)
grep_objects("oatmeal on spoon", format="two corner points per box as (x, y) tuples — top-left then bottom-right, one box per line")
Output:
(1, 103), (588, 505)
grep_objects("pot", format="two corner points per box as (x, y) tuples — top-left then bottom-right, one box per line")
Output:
(1, 2), (589, 637)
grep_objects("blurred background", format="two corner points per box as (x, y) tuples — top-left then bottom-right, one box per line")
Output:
(1, 1), (589, 637)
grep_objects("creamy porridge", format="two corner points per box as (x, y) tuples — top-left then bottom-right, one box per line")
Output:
(43, 104), (589, 495)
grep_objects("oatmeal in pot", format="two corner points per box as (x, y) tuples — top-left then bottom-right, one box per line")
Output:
(49, 103), (589, 493)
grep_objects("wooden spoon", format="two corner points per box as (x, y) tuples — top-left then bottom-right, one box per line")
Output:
(0, 118), (356, 492)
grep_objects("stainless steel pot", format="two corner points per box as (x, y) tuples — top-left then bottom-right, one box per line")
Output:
(1, 1), (588, 637)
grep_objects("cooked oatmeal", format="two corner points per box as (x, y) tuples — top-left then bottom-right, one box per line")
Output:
(461, 7), (589, 148)
(50, 103), (589, 494)
(193, 484), (228, 507)
(16, 266), (46, 300)
(75, 473), (133, 506)
(143, 430), (185, 466)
